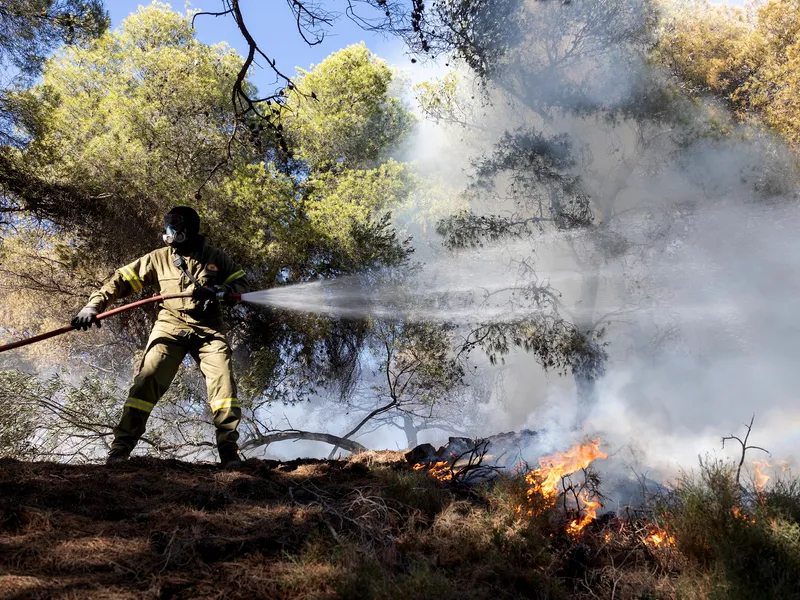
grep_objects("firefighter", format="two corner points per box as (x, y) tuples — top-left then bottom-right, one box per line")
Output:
(71, 206), (249, 467)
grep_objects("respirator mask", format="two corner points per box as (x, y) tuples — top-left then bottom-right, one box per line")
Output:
(162, 213), (188, 246)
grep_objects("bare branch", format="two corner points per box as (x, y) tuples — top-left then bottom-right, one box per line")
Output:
(722, 414), (771, 487)
(190, 8), (233, 28)
(240, 429), (367, 454)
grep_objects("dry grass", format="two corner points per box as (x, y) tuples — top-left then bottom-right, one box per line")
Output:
(1, 454), (798, 599)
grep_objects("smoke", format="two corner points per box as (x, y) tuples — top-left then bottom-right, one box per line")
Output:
(246, 0), (800, 483)
(347, 0), (800, 482)
(587, 197), (800, 469)
(13, 0), (794, 483)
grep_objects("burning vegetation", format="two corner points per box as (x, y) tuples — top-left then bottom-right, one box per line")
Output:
(415, 438), (610, 536)
(642, 525), (676, 548)
(524, 438), (608, 535)
(413, 460), (454, 481)
(2, 438), (800, 599)
(403, 428), (800, 599)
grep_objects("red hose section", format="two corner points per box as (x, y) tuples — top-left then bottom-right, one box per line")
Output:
(0, 293), (193, 354)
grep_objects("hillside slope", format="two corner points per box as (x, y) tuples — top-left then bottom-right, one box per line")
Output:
(1, 454), (415, 599)
(1, 453), (797, 600)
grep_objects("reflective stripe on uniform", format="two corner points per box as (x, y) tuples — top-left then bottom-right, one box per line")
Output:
(124, 397), (155, 413)
(223, 270), (246, 285)
(210, 397), (239, 412)
(120, 265), (144, 293)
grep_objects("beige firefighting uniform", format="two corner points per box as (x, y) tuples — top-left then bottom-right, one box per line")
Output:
(86, 242), (249, 456)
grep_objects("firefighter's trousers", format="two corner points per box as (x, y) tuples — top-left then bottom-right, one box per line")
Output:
(110, 323), (241, 457)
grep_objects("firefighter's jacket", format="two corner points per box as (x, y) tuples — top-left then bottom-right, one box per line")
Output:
(87, 240), (249, 332)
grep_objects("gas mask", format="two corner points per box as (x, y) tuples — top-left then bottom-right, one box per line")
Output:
(162, 213), (189, 246)
(163, 225), (187, 246)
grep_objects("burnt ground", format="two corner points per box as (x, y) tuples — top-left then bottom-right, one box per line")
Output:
(0, 453), (416, 600)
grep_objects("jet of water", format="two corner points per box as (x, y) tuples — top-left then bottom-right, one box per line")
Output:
(240, 257), (588, 323)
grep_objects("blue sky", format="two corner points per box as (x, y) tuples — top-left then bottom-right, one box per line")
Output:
(109, 1), (406, 95)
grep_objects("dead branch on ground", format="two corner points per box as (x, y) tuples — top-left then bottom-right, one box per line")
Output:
(240, 429), (367, 455)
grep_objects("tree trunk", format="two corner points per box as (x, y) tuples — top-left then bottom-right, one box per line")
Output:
(402, 414), (419, 448)
(572, 246), (603, 426)
(570, 154), (639, 425)
(573, 368), (598, 426)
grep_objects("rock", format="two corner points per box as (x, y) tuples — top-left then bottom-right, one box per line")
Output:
(406, 429), (545, 470)
(405, 443), (437, 465)
(443, 437), (478, 458)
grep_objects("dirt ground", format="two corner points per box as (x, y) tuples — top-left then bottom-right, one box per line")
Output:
(0, 454), (409, 600)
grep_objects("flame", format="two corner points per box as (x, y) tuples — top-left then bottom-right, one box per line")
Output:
(643, 526), (675, 548)
(415, 439), (610, 534)
(413, 461), (453, 482)
(525, 438), (608, 504)
(429, 461), (453, 481)
(753, 459), (771, 492)
(523, 439), (608, 534)
(732, 506), (757, 524)
(565, 490), (603, 536)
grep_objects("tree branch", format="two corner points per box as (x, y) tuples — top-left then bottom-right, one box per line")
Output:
(722, 414), (771, 487)
(240, 429), (367, 454)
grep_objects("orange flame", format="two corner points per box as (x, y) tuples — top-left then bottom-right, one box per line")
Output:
(413, 461), (453, 482)
(753, 459), (771, 492)
(525, 438), (608, 504)
(566, 490), (603, 536)
(643, 526), (675, 548)
(732, 506), (757, 524)
(524, 439), (608, 534)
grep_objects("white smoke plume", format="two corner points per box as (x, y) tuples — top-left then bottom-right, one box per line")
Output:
(250, 0), (800, 489)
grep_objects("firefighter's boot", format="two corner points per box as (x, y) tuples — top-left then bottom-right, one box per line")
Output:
(106, 448), (131, 465)
(219, 446), (243, 469)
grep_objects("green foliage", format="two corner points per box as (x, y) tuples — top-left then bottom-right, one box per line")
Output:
(436, 130), (593, 250)
(414, 73), (468, 125)
(0, 5), (416, 411)
(306, 161), (414, 261)
(0, 0), (109, 216)
(657, 0), (800, 147)
(12, 3), (245, 261)
(460, 317), (607, 378)
(659, 456), (800, 599)
(0, 0), (108, 80)
(9, 6), (413, 275)
(284, 43), (413, 171)
(371, 319), (465, 407)
(400, 0), (526, 79)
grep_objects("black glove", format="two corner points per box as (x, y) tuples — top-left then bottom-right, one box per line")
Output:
(192, 285), (219, 303)
(71, 306), (101, 331)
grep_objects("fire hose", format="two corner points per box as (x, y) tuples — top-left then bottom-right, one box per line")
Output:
(0, 291), (242, 354)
